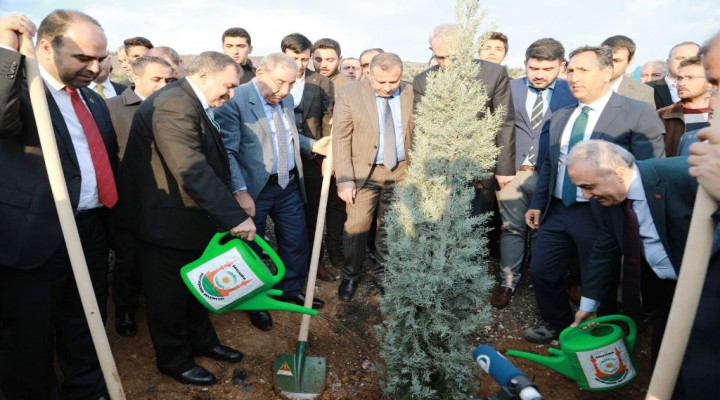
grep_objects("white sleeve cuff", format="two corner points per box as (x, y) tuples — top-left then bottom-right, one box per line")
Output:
(579, 297), (600, 313)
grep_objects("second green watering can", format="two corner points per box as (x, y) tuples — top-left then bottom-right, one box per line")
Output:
(507, 314), (637, 391)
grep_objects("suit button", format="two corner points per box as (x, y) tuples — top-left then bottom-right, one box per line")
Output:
(373, 145), (377, 149)
(368, 163), (372, 166)
(7, 74), (14, 79)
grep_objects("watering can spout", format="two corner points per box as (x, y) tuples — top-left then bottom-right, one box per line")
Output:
(506, 348), (576, 380)
(232, 289), (318, 316)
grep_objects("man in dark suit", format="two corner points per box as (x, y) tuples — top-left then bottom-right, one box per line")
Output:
(333, 52), (414, 302)
(491, 38), (577, 309)
(413, 24), (515, 260)
(413, 24), (516, 191)
(280, 33), (338, 281)
(523, 46), (665, 343)
(568, 140), (710, 399)
(118, 51), (255, 385)
(646, 41), (700, 109)
(0, 10), (118, 400)
(214, 53), (331, 331)
(105, 55), (172, 337)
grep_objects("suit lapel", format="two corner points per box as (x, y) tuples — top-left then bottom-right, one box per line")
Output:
(362, 81), (379, 138)
(247, 86), (273, 140)
(301, 71), (319, 115)
(514, 79), (533, 135)
(44, 85), (80, 171)
(179, 80), (229, 168)
(591, 93), (621, 139)
(550, 107), (574, 162)
(399, 82), (413, 147)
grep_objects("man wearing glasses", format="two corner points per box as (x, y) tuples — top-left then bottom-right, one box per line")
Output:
(214, 53), (331, 332)
(658, 56), (711, 156)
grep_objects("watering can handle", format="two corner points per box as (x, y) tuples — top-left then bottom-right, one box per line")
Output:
(212, 232), (286, 283)
(560, 314), (638, 353)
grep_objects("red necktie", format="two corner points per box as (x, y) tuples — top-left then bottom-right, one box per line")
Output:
(64, 86), (118, 208)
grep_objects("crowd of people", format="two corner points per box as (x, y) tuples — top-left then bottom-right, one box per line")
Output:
(0, 7), (718, 400)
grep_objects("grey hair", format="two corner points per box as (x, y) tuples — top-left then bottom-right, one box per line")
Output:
(569, 46), (614, 70)
(429, 24), (460, 47)
(642, 60), (667, 75)
(186, 51), (239, 75)
(567, 140), (635, 175)
(257, 52), (298, 75)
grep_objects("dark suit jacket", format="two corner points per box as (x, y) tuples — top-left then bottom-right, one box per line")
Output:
(646, 78), (673, 110)
(582, 157), (696, 301)
(294, 70), (332, 140)
(530, 92), (666, 217)
(117, 78), (248, 250)
(412, 61), (516, 176)
(333, 79), (414, 189)
(0, 48), (118, 268)
(510, 78), (576, 171)
(105, 87), (142, 159)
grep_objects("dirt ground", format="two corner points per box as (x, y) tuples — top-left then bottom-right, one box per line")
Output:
(105, 250), (654, 400)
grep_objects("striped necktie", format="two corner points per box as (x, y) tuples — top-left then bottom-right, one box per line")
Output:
(271, 105), (289, 188)
(530, 89), (544, 131)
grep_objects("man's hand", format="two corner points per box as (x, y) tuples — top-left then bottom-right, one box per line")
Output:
(312, 136), (332, 156)
(0, 13), (36, 50)
(337, 181), (356, 204)
(495, 175), (515, 189)
(233, 190), (255, 218)
(689, 126), (720, 202)
(525, 209), (542, 229)
(570, 310), (595, 328)
(230, 217), (256, 241)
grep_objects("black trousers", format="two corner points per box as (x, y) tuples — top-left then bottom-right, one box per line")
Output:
(110, 226), (142, 314)
(303, 159), (346, 256)
(139, 241), (219, 374)
(0, 209), (109, 400)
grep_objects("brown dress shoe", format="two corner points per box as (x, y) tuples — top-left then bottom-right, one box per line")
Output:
(490, 286), (513, 309)
(316, 260), (336, 282)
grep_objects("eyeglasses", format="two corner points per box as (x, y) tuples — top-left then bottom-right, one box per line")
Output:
(676, 75), (706, 83)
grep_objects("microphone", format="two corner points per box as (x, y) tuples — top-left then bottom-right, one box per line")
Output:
(472, 345), (542, 400)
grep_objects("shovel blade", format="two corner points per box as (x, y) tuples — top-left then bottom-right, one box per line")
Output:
(273, 352), (326, 399)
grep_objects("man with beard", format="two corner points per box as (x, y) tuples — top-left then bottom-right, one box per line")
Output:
(312, 37), (353, 92)
(0, 10), (118, 399)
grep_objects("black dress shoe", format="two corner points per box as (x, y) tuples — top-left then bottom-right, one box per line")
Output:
(115, 311), (137, 336)
(328, 250), (345, 268)
(195, 344), (244, 363)
(162, 365), (217, 386)
(285, 293), (325, 309)
(249, 310), (273, 331)
(338, 279), (359, 302)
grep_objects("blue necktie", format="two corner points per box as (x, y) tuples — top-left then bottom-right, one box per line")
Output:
(561, 106), (591, 206)
(382, 97), (397, 170)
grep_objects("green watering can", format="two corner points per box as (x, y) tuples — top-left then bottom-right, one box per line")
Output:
(507, 315), (637, 391)
(181, 232), (316, 316)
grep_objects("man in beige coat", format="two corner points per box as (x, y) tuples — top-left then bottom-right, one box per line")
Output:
(333, 52), (414, 301)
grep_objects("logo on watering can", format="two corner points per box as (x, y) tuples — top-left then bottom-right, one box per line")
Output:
(185, 248), (264, 311)
(577, 341), (635, 389)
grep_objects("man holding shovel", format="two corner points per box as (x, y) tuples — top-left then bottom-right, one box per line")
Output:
(0, 10), (116, 400)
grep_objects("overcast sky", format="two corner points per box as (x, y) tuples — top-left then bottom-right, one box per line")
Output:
(3, 0), (719, 70)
